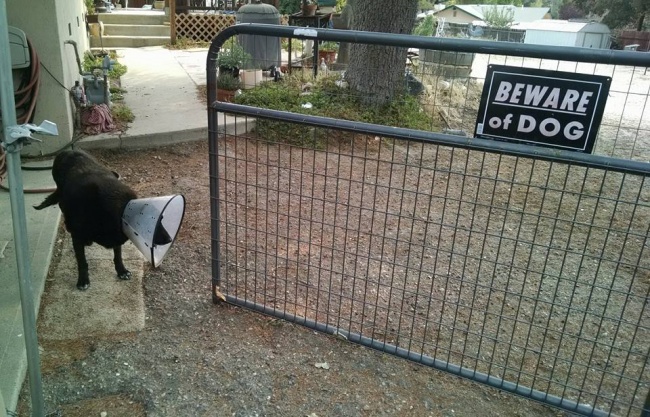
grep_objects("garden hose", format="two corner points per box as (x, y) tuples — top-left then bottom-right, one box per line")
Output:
(0, 37), (57, 194)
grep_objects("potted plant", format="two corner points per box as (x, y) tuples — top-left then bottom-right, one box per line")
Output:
(318, 41), (338, 64)
(85, 0), (99, 23)
(216, 73), (241, 102)
(302, 0), (317, 16)
(216, 41), (251, 79)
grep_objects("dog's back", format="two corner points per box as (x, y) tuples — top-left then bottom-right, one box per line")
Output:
(35, 150), (137, 248)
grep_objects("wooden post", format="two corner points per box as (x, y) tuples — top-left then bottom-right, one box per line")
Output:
(170, 0), (176, 44)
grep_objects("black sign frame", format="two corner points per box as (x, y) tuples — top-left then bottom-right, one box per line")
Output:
(474, 65), (611, 153)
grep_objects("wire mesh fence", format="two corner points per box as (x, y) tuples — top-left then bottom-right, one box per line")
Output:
(412, 52), (650, 162)
(208, 26), (650, 416)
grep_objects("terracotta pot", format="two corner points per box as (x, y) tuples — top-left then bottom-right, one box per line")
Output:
(217, 88), (236, 103)
(302, 4), (317, 16)
(318, 50), (336, 64)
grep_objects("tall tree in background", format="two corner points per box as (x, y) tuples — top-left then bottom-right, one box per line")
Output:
(419, 0), (435, 12)
(573, 0), (648, 30)
(454, 0), (523, 5)
(558, 3), (586, 20)
(483, 5), (515, 28)
(346, 0), (419, 106)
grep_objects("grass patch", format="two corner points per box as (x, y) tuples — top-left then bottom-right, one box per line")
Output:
(111, 103), (135, 124)
(110, 86), (127, 102)
(167, 37), (210, 50)
(234, 74), (436, 146)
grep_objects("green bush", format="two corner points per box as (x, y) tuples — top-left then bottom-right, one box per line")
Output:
(414, 15), (436, 37)
(111, 103), (134, 123)
(217, 41), (252, 69)
(83, 53), (128, 79)
(109, 86), (127, 102)
(234, 75), (435, 146)
(278, 0), (301, 14)
(217, 73), (242, 91)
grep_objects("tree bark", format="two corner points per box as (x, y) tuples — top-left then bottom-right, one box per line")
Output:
(346, 0), (418, 106)
(636, 12), (645, 32)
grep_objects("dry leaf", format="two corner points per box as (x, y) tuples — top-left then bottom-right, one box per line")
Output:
(213, 287), (226, 302)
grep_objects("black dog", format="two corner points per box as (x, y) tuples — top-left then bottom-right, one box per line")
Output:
(35, 149), (137, 290)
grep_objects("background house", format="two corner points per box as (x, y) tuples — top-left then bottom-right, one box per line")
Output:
(6, 0), (88, 154)
(434, 4), (550, 25)
(517, 19), (611, 49)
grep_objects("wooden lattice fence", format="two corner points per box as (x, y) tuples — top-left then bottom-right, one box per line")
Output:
(175, 14), (237, 42)
(173, 13), (289, 43)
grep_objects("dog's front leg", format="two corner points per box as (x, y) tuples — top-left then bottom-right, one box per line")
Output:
(72, 238), (90, 290)
(113, 246), (131, 280)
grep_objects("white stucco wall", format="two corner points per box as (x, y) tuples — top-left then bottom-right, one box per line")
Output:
(7, 0), (88, 154)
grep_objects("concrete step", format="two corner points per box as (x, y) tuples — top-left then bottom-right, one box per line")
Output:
(97, 11), (167, 25)
(90, 35), (170, 48)
(103, 23), (169, 37)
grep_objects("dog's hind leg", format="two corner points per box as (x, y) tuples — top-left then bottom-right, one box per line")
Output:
(113, 246), (131, 280)
(72, 238), (90, 290)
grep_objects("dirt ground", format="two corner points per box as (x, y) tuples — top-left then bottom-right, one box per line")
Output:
(215, 122), (648, 416)
(17, 61), (649, 416)
(15, 139), (575, 417)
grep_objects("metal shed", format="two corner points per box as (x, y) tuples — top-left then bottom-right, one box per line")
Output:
(518, 19), (611, 49)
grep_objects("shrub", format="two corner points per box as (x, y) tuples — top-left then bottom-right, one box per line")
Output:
(414, 15), (436, 37)
(83, 52), (127, 79)
(111, 103), (134, 124)
(234, 74), (436, 146)
(217, 73), (242, 91)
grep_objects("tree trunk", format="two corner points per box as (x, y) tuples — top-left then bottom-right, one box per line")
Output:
(636, 12), (645, 32)
(333, 1), (354, 67)
(346, 0), (418, 106)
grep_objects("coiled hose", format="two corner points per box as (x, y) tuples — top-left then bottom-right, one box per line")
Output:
(0, 37), (57, 193)
(0, 37), (41, 176)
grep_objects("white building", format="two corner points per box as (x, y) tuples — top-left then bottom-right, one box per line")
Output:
(517, 20), (611, 49)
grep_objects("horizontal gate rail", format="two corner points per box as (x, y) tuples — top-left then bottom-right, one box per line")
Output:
(228, 296), (610, 417)
(208, 24), (650, 417)
(211, 102), (650, 177)
(206, 24), (650, 67)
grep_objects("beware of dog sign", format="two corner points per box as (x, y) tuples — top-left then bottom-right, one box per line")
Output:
(475, 65), (611, 153)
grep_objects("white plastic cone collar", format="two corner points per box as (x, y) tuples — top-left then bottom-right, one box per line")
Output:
(122, 194), (185, 267)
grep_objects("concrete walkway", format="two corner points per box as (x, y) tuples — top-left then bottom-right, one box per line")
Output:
(0, 45), (224, 412)
(81, 46), (211, 149)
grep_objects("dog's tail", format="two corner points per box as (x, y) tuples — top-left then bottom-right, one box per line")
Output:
(34, 190), (60, 210)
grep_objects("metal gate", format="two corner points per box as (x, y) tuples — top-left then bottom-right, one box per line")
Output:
(207, 24), (650, 416)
